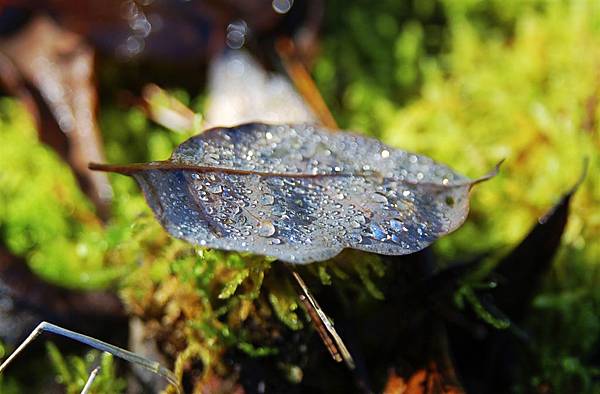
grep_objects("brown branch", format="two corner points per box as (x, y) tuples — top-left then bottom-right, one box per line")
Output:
(290, 270), (355, 370)
(276, 37), (338, 129)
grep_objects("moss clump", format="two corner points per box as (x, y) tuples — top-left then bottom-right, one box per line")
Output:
(0, 99), (125, 288)
(46, 343), (127, 394)
(317, 1), (600, 392)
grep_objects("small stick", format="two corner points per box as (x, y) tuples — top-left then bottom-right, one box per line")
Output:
(276, 38), (339, 129)
(0, 321), (182, 394)
(290, 271), (355, 369)
(80, 366), (101, 394)
(142, 83), (201, 134)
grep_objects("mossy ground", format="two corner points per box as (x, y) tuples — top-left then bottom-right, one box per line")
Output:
(0, 0), (599, 392)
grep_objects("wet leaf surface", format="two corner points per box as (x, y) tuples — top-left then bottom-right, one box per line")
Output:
(91, 123), (497, 264)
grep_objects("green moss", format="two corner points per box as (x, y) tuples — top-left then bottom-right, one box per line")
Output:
(267, 277), (303, 330)
(0, 99), (127, 288)
(318, 1), (600, 391)
(46, 342), (127, 394)
(0, 375), (20, 394)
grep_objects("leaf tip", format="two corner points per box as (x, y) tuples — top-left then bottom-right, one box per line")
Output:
(572, 157), (589, 192)
(470, 159), (505, 188)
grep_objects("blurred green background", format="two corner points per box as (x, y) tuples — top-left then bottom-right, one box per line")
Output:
(0, 0), (599, 392)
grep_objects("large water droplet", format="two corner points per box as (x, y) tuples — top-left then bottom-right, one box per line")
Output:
(389, 218), (404, 233)
(368, 223), (387, 241)
(272, 205), (286, 216)
(208, 184), (223, 194)
(354, 213), (366, 224)
(267, 178), (284, 187)
(348, 233), (363, 243)
(257, 221), (276, 237)
(372, 193), (388, 204)
(260, 194), (275, 205)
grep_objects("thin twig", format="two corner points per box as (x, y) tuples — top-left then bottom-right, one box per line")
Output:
(290, 271), (355, 369)
(0, 321), (182, 394)
(276, 38), (339, 129)
(142, 83), (201, 133)
(80, 366), (101, 394)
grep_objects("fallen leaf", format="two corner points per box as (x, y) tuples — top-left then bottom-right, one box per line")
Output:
(91, 123), (498, 264)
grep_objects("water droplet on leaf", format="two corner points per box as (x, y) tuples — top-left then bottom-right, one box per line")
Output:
(90, 123), (494, 263)
(208, 184), (223, 194)
(260, 194), (275, 205)
(258, 221), (276, 237)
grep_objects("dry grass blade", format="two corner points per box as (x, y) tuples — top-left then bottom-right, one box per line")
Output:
(80, 366), (101, 394)
(0, 321), (182, 394)
(142, 83), (201, 133)
(291, 271), (356, 369)
(276, 38), (338, 129)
